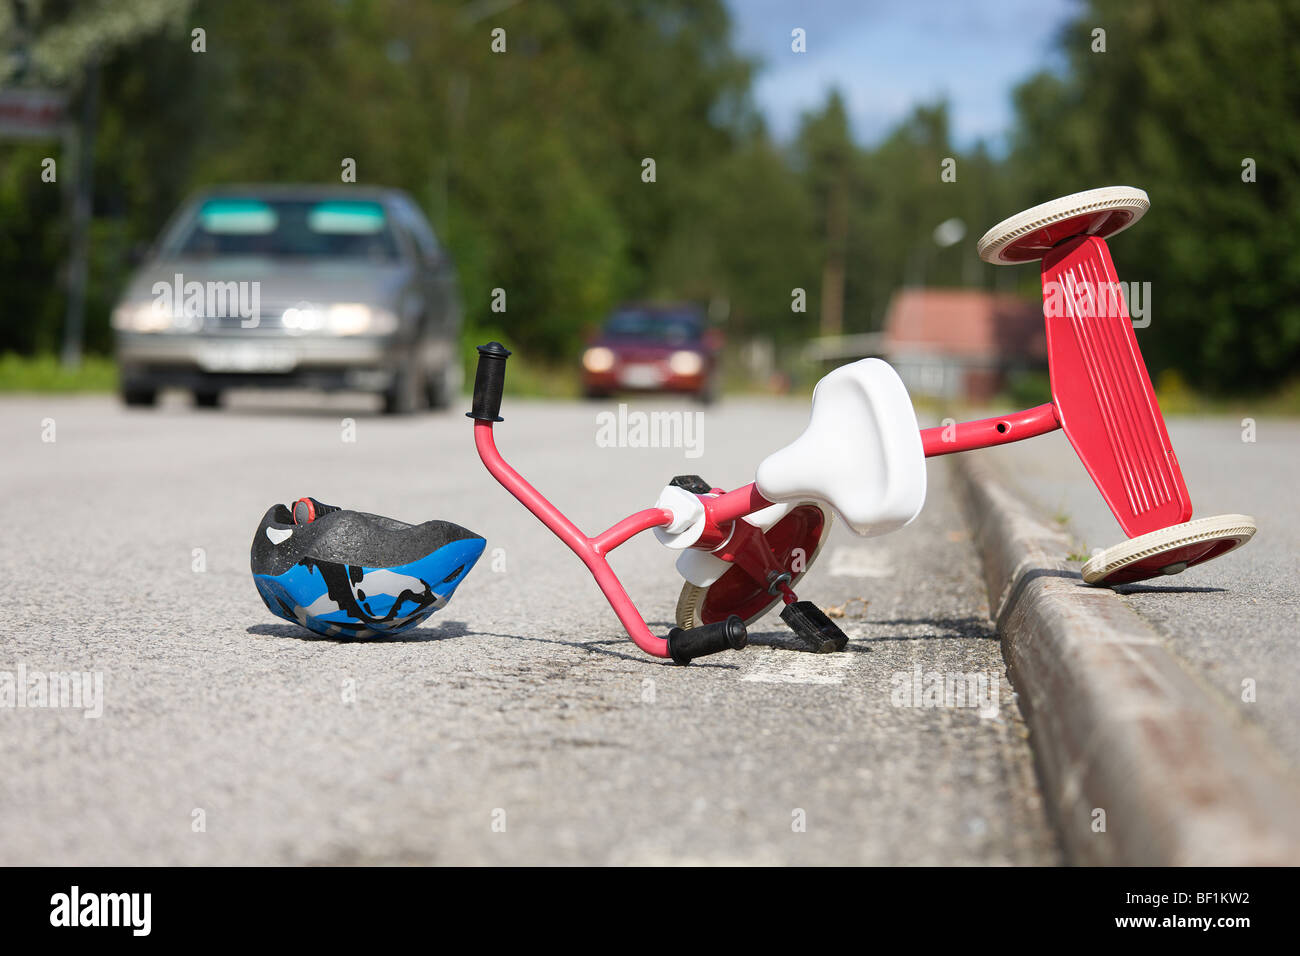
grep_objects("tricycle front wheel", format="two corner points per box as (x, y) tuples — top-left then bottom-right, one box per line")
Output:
(675, 501), (832, 629)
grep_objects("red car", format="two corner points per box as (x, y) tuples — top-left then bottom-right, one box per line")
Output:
(581, 304), (721, 402)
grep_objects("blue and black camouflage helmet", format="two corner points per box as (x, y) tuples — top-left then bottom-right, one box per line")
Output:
(251, 503), (486, 639)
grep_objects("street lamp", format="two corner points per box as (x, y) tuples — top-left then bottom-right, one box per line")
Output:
(906, 218), (968, 287)
(933, 217), (967, 249)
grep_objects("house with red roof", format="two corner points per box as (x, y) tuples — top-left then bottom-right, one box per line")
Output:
(882, 289), (1045, 402)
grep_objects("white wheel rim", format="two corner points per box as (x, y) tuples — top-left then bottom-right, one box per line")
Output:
(1081, 514), (1256, 585)
(977, 186), (1150, 265)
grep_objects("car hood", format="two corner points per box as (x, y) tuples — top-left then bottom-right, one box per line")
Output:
(596, 337), (702, 356)
(118, 258), (410, 307)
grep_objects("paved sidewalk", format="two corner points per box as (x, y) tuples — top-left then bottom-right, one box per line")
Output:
(976, 418), (1300, 770)
(954, 446), (1300, 864)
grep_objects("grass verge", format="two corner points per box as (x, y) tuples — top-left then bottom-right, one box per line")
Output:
(0, 353), (119, 393)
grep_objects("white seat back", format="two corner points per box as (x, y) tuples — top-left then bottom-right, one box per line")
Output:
(755, 358), (925, 537)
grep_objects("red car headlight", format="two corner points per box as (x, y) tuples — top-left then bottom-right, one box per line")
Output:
(668, 350), (703, 376)
(583, 347), (616, 372)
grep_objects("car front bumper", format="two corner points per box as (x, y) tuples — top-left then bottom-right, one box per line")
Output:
(116, 332), (403, 390)
(583, 366), (708, 394)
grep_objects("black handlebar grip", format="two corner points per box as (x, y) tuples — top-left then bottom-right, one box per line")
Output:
(467, 341), (512, 422)
(667, 615), (747, 665)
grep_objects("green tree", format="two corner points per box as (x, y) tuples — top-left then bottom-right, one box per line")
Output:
(1008, 0), (1300, 392)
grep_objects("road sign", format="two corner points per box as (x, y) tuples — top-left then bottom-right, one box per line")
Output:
(0, 87), (67, 139)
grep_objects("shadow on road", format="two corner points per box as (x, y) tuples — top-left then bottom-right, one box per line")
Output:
(245, 619), (474, 644)
(1114, 584), (1228, 595)
(857, 614), (997, 643)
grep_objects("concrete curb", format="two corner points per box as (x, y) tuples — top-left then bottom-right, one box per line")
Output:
(952, 453), (1300, 865)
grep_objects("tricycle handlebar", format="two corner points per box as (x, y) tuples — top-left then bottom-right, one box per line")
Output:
(467, 341), (511, 423)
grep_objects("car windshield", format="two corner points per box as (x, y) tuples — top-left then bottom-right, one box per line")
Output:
(603, 309), (702, 344)
(166, 197), (401, 261)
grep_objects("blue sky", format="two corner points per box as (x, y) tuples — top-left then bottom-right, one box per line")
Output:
(724, 0), (1080, 150)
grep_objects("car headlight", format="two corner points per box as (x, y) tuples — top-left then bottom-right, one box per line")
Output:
(281, 306), (324, 331)
(668, 350), (704, 376)
(328, 304), (398, 335)
(583, 346), (616, 373)
(281, 304), (398, 335)
(111, 302), (177, 333)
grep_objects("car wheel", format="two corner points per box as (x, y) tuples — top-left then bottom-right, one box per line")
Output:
(121, 386), (158, 408)
(694, 374), (719, 405)
(426, 361), (462, 410)
(193, 389), (222, 409)
(383, 365), (423, 415)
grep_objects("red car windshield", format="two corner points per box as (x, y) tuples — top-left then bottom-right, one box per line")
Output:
(604, 310), (702, 345)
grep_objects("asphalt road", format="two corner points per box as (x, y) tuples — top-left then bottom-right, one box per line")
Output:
(1, 391), (1058, 865)
(979, 417), (1300, 769)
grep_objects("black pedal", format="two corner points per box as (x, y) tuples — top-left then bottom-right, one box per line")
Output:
(780, 601), (849, 653)
(669, 475), (713, 494)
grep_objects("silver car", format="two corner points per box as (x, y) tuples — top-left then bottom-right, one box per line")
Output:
(112, 185), (462, 413)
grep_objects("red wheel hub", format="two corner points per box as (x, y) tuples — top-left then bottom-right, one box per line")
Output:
(998, 207), (1143, 263)
(1096, 534), (1246, 585)
(699, 505), (826, 624)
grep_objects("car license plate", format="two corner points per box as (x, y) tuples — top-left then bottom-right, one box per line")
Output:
(196, 343), (296, 372)
(619, 363), (663, 388)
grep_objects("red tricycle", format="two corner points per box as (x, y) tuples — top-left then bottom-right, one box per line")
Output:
(465, 187), (1256, 663)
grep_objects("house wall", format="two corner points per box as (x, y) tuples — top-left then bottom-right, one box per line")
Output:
(888, 350), (1005, 403)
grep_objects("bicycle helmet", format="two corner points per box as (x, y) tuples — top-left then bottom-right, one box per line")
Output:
(251, 497), (485, 639)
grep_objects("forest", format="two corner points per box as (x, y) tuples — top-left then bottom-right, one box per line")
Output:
(1, 0), (1296, 394)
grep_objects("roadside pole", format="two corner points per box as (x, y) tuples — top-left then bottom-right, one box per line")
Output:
(59, 54), (98, 369)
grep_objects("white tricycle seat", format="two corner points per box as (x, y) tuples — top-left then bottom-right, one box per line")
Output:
(755, 358), (926, 537)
